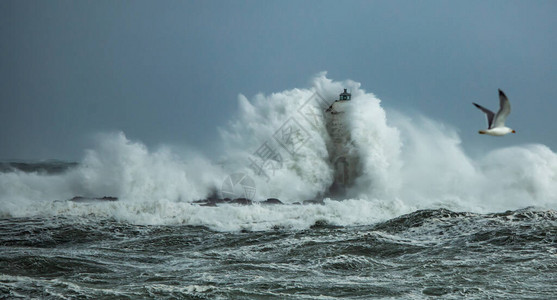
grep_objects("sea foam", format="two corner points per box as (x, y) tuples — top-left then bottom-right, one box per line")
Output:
(1, 73), (556, 230)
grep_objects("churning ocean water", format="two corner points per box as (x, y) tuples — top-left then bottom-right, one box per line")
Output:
(1, 75), (556, 298)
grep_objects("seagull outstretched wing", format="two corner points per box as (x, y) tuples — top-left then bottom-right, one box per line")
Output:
(473, 102), (495, 129)
(493, 89), (511, 128)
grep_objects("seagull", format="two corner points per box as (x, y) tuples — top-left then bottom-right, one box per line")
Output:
(473, 89), (516, 136)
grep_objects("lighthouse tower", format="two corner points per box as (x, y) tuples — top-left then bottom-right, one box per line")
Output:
(324, 89), (360, 197)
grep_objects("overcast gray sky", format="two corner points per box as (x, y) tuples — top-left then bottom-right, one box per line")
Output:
(1, 0), (555, 160)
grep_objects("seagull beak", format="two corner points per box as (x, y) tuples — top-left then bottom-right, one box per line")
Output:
(512, 130), (516, 133)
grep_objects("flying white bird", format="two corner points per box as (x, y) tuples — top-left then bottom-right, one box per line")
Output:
(473, 89), (516, 136)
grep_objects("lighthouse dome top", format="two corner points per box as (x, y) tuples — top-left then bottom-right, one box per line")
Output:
(339, 89), (351, 101)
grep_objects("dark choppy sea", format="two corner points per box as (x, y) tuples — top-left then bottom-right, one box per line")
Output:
(4, 73), (557, 299)
(1, 208), (556, 299)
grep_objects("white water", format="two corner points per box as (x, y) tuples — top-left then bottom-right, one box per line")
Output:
(1, 73), (556, 230)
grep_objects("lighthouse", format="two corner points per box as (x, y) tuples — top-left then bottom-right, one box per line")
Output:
(324, 89), (360, 197)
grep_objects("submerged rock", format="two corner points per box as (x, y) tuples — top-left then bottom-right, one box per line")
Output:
(230, 198), (252, 205)
(193, 197), (283, 206)
(70, 196), (118, 203)
(192, 197), (328, 207)
(261, 198), (283, 205)
(303, 199), (325, 205)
